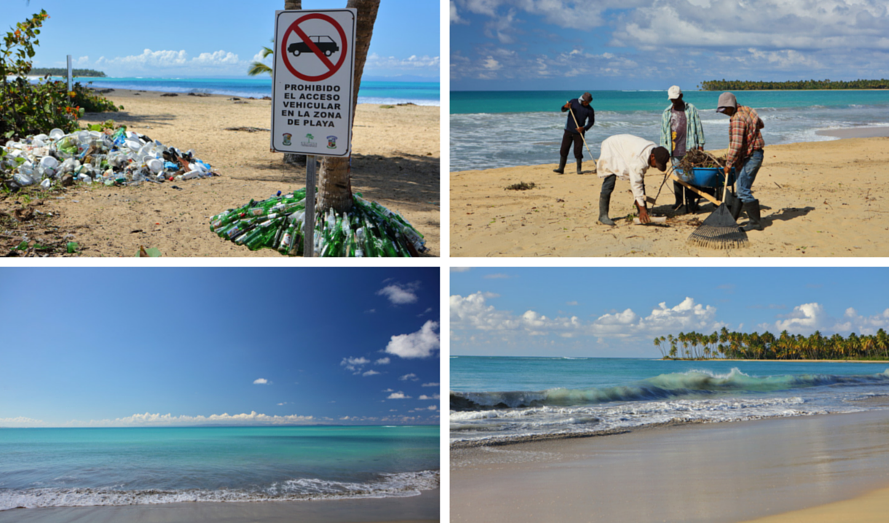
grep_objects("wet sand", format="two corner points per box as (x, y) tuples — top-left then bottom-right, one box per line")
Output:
(451, 410), (889, 523)
(39, 88), (439, 257)
(0, 489), (439, 523)
(450, 137), (889, 257)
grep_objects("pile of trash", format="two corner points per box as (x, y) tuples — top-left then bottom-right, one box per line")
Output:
(1, 126), (218, 189)
(210, 190), (427, 257)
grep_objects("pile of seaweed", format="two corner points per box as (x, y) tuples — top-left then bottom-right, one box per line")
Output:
(677, 149), (726, 172)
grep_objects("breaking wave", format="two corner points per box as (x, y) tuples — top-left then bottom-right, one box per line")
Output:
(0, 471), (439, 511)
(451, 368), (889, 411)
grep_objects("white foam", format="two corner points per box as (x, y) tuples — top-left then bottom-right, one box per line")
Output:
(0, 471), (440, 511)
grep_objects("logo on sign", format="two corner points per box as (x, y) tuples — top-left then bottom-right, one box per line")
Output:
(301, 133), (318, 148)
(282, 133), (292, 146)
(326, 136), (338, 149)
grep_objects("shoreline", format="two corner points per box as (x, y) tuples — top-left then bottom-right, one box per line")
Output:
(0, 489), (439, 523)
(661, 358), (889, 363)
(450, 136), (889, 257)
(451, 410), (889, 523)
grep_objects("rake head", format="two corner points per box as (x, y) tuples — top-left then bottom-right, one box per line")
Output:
(687, 204), (748, 249)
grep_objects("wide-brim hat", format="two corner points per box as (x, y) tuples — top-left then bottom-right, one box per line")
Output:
(717, 92), (738, 113)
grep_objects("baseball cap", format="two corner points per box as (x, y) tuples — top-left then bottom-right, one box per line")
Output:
(667, 86), (682, 100)
(652, 146), (670, 172)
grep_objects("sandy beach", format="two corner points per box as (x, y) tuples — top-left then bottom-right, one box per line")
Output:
(450, 134), (889, 257)
(451, 410), (889, 523)
(4, 88), (439, 257)
(0, 489), (439, 523)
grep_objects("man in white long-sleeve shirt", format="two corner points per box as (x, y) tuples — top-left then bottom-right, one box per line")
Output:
(597, 134), (670, 225)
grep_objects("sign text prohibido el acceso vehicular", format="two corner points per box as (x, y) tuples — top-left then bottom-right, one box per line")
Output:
(271, 9), (356, 157)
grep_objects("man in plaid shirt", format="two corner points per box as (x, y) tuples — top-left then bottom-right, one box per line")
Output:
(717, 92), (765, 231)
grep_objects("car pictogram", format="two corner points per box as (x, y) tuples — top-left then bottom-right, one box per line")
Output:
(289, 35), (339, 57)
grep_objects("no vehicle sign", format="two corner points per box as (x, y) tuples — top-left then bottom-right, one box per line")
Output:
(271, 9), (356, 156)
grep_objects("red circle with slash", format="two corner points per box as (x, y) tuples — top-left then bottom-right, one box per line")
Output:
(281, 13), (348, 82)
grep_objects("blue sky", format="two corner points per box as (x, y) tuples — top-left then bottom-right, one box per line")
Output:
(451, 267), (889, 357)
(450, 0), (889, 90)
(4, 0), (439, 80)
(0, 268), (440, 428)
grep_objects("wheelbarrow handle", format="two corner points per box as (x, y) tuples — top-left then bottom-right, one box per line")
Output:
(667, 172), (721, 206)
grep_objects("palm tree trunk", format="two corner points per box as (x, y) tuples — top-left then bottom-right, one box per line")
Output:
(282, 0), (305, 166)
(316, 0), (380, 213)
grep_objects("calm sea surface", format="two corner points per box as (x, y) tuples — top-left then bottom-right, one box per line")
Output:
(450, 356), (889, 443)
(0, 426), (439, 510)
(450, 90), (889, 171)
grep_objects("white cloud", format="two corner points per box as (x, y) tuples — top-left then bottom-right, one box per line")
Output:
(453, 293), (721, 341)
(482, 56), (502, 70)
(63, 411), (315, 427)
(341, 356), (371, 372)
(0, 416), (44, 427)
(774, 303), (827, 332)
(383, 388), (394, 392)
(451, 267), (471, 272)
(422, 382), (440, 387)
(387, 392), (411, 399)
(566, 301), (579, 306)
(385, 321), (440, 358)
(92, 48), (244, 75)
(375, 357), (390, 365)
(253, 378), (268, 385)
(763, 303), (889, 335)
(427, 405), (438, 410)
(399, 373), (419, 381)
(377, 282), (420, 305)
(365, 53), (440, 70)
(419, 394), (441, 400)
(363, 370), (381, 376)
(451, 0), (467, 24)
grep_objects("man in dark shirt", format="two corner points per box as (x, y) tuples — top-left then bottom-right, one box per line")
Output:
(554, 92), (595, 174)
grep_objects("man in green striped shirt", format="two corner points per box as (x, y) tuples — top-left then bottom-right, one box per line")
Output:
(660, 86), (705, 214)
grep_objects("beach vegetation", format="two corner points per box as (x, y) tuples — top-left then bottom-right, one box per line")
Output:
(247, 39), (274, 77)
(505, 181), (535, 190)
(700, 79), (889, 91)
(29, 68), (106, 77)
(1, 11), (120, 143)
(656, 328), (889, 361)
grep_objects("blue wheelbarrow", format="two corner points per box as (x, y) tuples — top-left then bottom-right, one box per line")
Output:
(669, 166), (737, 213)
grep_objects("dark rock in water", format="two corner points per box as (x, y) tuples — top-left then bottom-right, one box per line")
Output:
(160, 93), (178, 97)
(450, 393), (481, 411)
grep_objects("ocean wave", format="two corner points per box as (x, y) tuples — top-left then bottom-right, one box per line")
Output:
(451, 368), (889, 410)
(449, 396), (841, 444)
(0, 471), (439, 511)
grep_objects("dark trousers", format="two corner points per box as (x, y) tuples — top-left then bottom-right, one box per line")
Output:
(560, 130), (585, 160)
(600, 174), (645, 196)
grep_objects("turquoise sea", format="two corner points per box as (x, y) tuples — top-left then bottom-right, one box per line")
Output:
(0, 426), (439, 510)
(450, 90), (889, 171)
(53, 77), (440, 105)
(450, 356), (889, 444)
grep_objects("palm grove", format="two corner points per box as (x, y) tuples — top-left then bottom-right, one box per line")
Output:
(653, 329), (889, 360)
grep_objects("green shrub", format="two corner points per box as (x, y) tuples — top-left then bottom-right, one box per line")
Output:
(1, 11), (120, 143)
